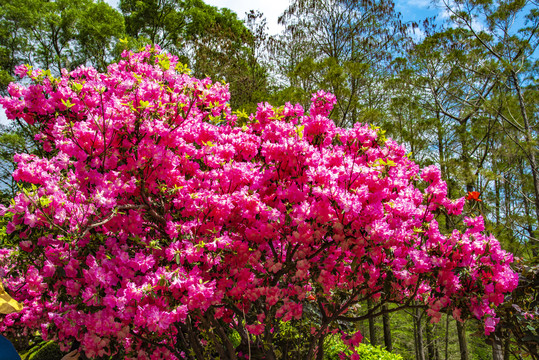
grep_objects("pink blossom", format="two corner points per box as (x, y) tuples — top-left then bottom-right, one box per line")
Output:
(484, 317), (499, 335)
(14, 64), (30, 78)
(0, 48), (517, 358)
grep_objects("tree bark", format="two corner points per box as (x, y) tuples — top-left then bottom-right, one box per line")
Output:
(504, 172), (511, 226)
(426, 320), (436, 360)
(368, 299), (377, 346)
(445, 315), (449, 360)
(491, 328), (503, 360)
(456, 321), (469, 360)
(495, 177), (500, 225)
(415, 307), (426, 360)
(503, 338), (510, 360)
(382, 304), (392, 351)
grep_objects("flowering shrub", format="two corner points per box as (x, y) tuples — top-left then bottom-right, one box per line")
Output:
(0, 47), (518, 359)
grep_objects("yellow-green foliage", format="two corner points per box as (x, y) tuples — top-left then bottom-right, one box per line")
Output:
(324, 334), (403, 360)
(21, 341), (63, 360)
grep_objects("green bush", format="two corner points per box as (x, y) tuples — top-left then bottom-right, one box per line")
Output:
(324, 334), (403, 360)
(355, 343), (403, 360)
(21, 341), (64, 360)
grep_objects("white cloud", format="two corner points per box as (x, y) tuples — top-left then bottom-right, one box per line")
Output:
(409, 26), (426, 41)
(104, 0), (290, 35)
(205, 0), (289, 34)
(406, 0), (431, 8)
(439, 2), (486, 32)
(105, 0), (119, 8)
(395, 0), (441, 23)
(0, 108), (8, 126)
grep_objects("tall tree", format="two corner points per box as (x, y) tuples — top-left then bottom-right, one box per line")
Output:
(439, 0), (539, 248)
(390, 1), (538, 356)
(391, 8), (538, 256)
(120, 0), (269, 110)
(0, 0), (124, 77)
(272, 0), (408, 127)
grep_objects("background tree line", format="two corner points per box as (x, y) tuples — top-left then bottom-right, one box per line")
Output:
(0, 0), (537, 359)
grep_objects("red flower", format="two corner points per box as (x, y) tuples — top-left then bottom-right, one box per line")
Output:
(466, 191), (482, 202)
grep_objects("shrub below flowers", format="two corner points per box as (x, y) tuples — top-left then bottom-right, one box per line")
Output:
(22, 340), (64, 360)
(323, 335), (403, 360)
(0, 47), (518, 359)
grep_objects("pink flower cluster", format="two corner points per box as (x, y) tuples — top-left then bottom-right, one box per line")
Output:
(0, 48), (517, 359)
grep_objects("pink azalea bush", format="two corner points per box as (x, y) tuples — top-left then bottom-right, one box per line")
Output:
(0, 47), (518, 359)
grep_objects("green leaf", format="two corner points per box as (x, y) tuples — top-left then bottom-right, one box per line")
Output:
(174, 62), (191, 74)
(296, 125), (305, 140)
(71, 82), (83, 92)
(61, 99), (74, 109)
(39, 196), (52, 208)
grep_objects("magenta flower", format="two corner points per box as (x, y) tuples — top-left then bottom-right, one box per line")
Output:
(0, 47), (517, 359)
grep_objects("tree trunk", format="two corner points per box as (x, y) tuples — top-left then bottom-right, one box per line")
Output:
(382, 304), (392, 351)
(503, 338), (510, 360)
(491, 328), (503, 360)
(504, 172), (512, 229)
(426, 320), (436, 360)
(456, 321), (469, 360)
(520, 159), (539, 256)
(444, 315), (449, 360)
(495, 177), (500, 225)
(457, 117), (475, 193)
(368, 299), (377, 346)
(415, 308), (426, 360)
(436, 111), (446, 181)
(414, 312), (419, 360)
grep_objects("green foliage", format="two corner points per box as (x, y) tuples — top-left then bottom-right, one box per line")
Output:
(272, 318), (313, 358)
(76, 1), (125, 71)
(22, 341), (63, 360)
(354, 344), (404, 360)
(273, 0), (408, 127)
(0, 0), (125, 77)
(228, 329), (241, 349)
(494, 260), (539, 359)
(323, 334), (350, 360)
(0, 69), (13, 93)
(0, 123), (32, 203)
(324, 334), (403, 360)
(469, 333), (491, 360)
(119, 0), (269, 111)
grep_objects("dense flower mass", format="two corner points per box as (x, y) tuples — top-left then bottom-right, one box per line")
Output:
(0, 48), (517, 359)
